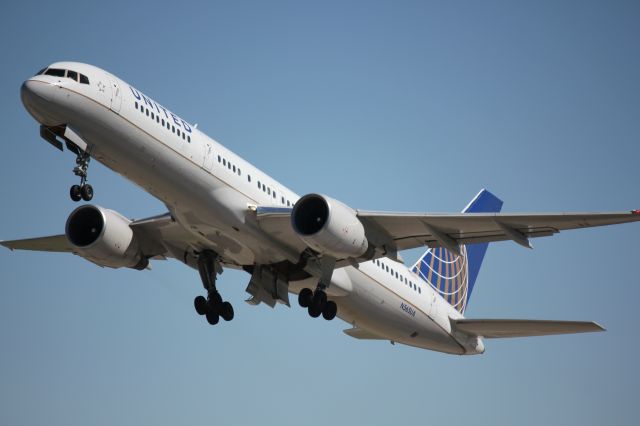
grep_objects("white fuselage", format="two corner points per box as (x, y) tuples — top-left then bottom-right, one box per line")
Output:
(21, 62), (483, 355)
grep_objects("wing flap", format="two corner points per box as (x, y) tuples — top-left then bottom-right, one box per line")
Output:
(452, 319), (605, 338)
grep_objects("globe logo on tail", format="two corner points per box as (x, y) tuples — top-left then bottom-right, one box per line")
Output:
(412, 246), (469, 313)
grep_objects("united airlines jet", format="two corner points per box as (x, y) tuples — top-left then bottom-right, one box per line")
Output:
(4, 62), (639, 355)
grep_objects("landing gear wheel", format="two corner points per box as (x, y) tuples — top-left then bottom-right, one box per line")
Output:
(81, 184), (93, 201)
(194, 296), (208, 316)
(70, 185), (82, 202)
(208, 292), (222, 307)
(220, 301), (234, 321)
(310, 290), (327, 313)
(308, 304), (322, 318)
(206, 312), (220, 325)
(322, 300), (337, 321)
(298, 288), (313, 308)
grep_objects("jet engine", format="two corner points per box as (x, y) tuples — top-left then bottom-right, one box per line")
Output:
(65, 205), (148, 270)
(291, 194), (368, 259)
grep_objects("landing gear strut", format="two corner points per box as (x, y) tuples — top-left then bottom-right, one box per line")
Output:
(193, 250), (234, 325)
(298, 285), (337, 321)
(69, 150), (93, 202)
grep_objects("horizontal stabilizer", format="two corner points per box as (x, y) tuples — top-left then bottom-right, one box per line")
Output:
(452, 319), (605, 338)
(343, 327), (385, 340)
(0, 235), (73, 252)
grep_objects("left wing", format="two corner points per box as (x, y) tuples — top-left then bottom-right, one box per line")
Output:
(0, 212), (199, 262)
(1, 235), (74, 253)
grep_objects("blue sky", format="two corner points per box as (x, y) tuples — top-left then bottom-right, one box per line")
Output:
(1, 1), (639, 425)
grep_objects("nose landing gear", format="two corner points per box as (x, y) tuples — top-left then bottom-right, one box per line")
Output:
(69, 150), (93, 202)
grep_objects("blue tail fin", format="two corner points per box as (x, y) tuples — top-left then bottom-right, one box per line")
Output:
(411, 189), (503, 314)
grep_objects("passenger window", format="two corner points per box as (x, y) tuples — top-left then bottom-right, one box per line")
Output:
(218, 155), (221, 163)
(67, 70), (78, 81)
(45, 68), (65, 77)
(418, 288), (421, 294)
(156, 116), (160, 123)
(188, 136), (191, 143)
(267, 188), (271, 195)
(177, 129), (181, 137)
(232, 165), (236, 172)
(146, 109), (149, 117)
(135, 102), (138, 109)
(257, 181), (261, 189)
(151, 112), (155, 119)
(166, 122), (170, 130)
(247, 175), (251, 182)
(281, 196), (285, 204)
(287, 200), (291, 207)
(79, 74), (90, 84)
(172, 125), (175, 133)
(237, 168), (241, 176)
(223, 159), (226, 166)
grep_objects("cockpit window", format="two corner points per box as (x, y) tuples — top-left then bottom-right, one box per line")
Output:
(45, 68), (66, 77)
(38, 67), (89, 84)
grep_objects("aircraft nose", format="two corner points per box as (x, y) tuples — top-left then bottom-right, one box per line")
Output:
(20, 79), (61, 126)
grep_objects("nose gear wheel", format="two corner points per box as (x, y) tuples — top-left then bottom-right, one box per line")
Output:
(69, 150), (93, 202)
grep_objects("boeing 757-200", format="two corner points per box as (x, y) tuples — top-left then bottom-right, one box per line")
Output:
(3, 62), (639, 354)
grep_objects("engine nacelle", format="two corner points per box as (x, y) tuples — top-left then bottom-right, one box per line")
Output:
(291, 194), (368, 258)
(65, 205), (148, 270)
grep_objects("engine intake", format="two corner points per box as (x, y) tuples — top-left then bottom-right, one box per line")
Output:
(66, 205), (105, 247)
(65, 205), (148, 270)
(291, 194), (368, 259)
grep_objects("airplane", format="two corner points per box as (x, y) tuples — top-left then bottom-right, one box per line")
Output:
(3, 61), (639, 355)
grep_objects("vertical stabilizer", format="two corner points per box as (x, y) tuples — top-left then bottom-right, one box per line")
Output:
(411, 189), (503, 313)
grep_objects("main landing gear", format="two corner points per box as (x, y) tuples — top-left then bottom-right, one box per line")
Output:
(69, 150), (93, 202)
(298, 286), (337, 321)
(193, 250), (234, 326)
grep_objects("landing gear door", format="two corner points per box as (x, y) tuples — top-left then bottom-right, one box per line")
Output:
(109, 76), (122, 114)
